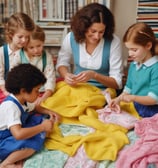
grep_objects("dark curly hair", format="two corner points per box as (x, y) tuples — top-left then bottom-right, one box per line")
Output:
(70, 3), (115, 43)
(5, 64), (46, 94)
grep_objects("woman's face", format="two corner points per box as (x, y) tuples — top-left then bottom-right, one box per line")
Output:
(85, 23), (105, 45)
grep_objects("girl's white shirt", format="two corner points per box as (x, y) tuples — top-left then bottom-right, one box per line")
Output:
(0, 45), (20, 85)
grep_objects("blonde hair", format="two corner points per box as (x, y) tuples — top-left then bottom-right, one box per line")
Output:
(5, 12), (35, 43)
(123, 22), (158, 55)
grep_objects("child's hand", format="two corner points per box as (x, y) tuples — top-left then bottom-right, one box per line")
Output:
(49, 112), (60, 123)
(108, 103), (121, 113)
(47, 110), (60, 122)
(41, 119), (54, 133)
(109, 97), (120, 107)
(121, 94), (135, 102)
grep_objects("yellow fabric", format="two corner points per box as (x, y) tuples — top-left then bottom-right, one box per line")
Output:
(45, 122), (128, 161)
(105, 88), (117, 99)
(42, 81), (105, 118)
(120, 101), (141, 119)
(42, 82), (132, 161)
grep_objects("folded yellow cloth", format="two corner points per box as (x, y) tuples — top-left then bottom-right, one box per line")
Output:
(41, 81), (105, 118)
(45, 122), (128, 161)
(42, 82), (133, 161)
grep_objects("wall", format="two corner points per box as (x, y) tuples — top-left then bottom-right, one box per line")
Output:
(112, 0), (137, 66)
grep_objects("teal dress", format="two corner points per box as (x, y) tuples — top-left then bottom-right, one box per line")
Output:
(124, 57), (158, 117)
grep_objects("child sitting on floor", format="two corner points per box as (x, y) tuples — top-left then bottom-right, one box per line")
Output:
(0, 64), (59, 168)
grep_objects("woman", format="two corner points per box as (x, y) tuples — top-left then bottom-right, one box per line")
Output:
(56, 3), (123, 90)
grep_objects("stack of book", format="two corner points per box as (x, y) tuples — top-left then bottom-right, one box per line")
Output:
(0, 0), (39, 24)
(137, 0), (158, 38)
(39, 0), (111, 22)
(0, 0), (111, 24)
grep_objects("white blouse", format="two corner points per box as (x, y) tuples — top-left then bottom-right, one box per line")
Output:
(0, 45), (20, 85)
(56, 32), (124, 89)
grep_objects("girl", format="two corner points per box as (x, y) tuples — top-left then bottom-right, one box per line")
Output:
(0, 12), (35, 103)
(0, 63), (58, 168)
(19, 25), (56, 105)
(110, 22), (158, 118)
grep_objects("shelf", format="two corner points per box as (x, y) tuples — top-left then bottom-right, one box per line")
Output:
(39, 25), (70, 48)
(137, 0), (158, 38)
(0, 0), (110, 54)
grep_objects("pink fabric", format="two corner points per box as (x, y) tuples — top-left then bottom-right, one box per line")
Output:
(116, 114), (158, 168)
(135, 114), (158, 137)
(64, 145), (97, 168)
(97, 91), (138, 129)
(97, 106), (138, 129)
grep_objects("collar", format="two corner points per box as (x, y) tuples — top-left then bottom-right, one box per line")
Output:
(134, 56), (158, 69)
(9, 94), (28, 109)
(7, 44), (13, 55)
(7, 44), (20, 55)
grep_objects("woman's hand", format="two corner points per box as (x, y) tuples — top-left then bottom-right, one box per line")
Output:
(64, 72), (78, 86)
(64, 71), (94, 85)
(72, 70), (95, 83)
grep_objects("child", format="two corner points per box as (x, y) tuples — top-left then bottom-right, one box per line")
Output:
(109, 22), (158, 118)
(0, 63), (59, 168)
(19, 25), (56, 105)
(0, 12), (35, 102)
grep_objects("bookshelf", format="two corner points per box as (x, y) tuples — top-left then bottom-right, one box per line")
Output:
(0, 0), (111, 56)
(39, 0), (65, 22)
(37, 0), (111, 56)
(136, 0), (158, 38)
(37, 24), (70, 56)
(38, 0), (111, 22)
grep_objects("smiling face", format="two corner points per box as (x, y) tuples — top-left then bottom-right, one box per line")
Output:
(85, 23), (105, 45)
(11, 28), (31, 50)
(125, 41), (152, 63)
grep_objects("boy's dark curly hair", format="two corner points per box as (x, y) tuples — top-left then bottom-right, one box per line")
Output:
(70, 3), (115, 43)
(5, 64), (46, 94)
